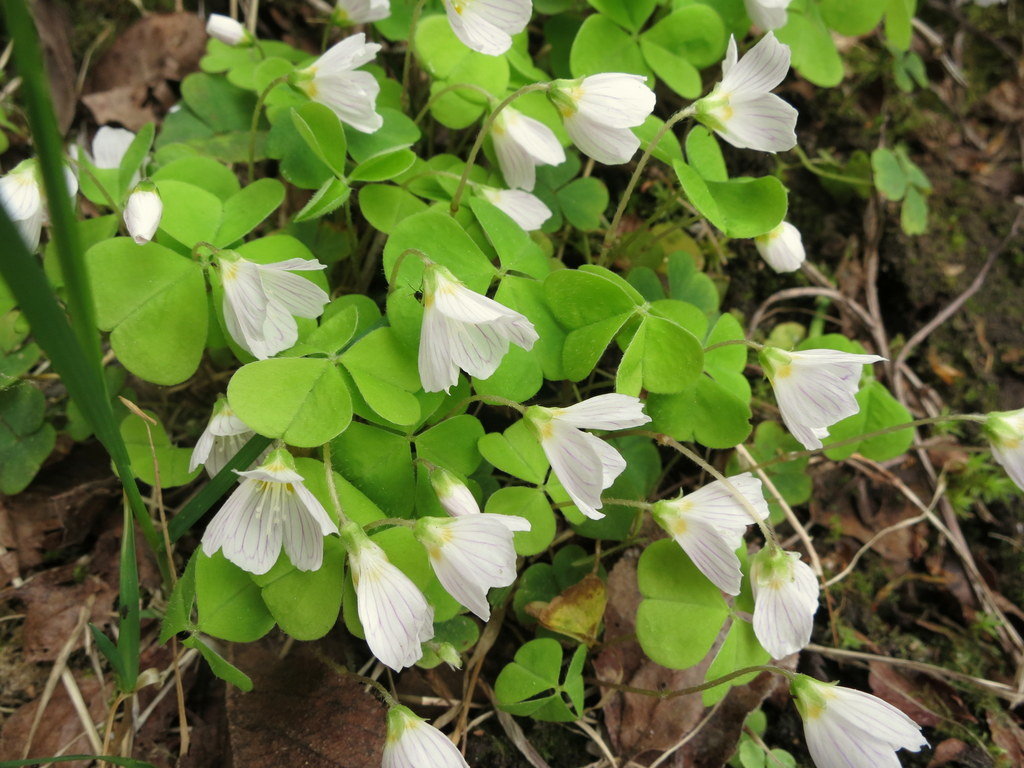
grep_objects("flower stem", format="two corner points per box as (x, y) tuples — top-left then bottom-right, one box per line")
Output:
(387, 247), (431, 292)
(704, 338), (763, 353)
(247, 76), (289, 183)
(599, 104), (695, 263)
(449, 82), (551, 215)
(401, 0), (427, 110)
(363, 517), (417, 531)
(590, 664), (793, 700)
(314, 649), (398, 707)
(322, 440), (351, 527)
(414, 82), (496, 124)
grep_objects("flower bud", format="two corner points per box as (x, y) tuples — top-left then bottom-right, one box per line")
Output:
(123, 181), (162, 245)
(206, 14), (250, 46)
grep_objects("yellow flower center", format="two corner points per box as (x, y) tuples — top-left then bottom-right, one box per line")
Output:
(774, 364), (792, 379)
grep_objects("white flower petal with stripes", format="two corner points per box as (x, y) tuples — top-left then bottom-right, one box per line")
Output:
(123, 182), (162, 245)
(383, 706), (469, 768)
(549, 74), (656, 165)
(296, 33), (383, 133)
(218, 253), (329, 360)
(418, 264), (538, 392)
(206, 14), (249, 46)
(492, 107), (565, 191)
(0, 159), (77, 251)
(201, 449), (338, 575)
(755, 221), (805, 273)
(985, 408), (1024, 491)
(190, 398), (259, 477)
(760, 346), (884, 450)
(751, 547), (819, 657)
(344, 525), (434, 671)
(480, 187), (552, 231)
(526, 395), (651, 520)
(334, 0), (390, 25)
(695, 34), (798, 153)
(744, 0), (791, 30)
(416, 513), (529, 620)
(792, 675), (927, 768)
(443, 0), (532, 56)
(651, 473), (769, 595)
(430, 467), (482, 517)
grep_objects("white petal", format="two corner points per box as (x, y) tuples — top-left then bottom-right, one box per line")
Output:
(258, 265), (330, 319)
(683, 473), (769, 545)
(580, 431), (628, 488)
(825, 687), (929, 751)
(336, 0), (391, 23)
(804, 715), (904, 768)
(493, 132), (538, 192)
(444, 0), (531, 56)
(542, 421), (607, 519)
(744, 0), (791, 30)
(0, 170), (43, 222)
(384, 715), (469, 768)
(565, 115), (641, 165)
(752, 552), (818, 658)
(91, 126), (136, 169)
(756, 221), (805, 272)
(437, 482), (481, 517)
(418, 305), (461, 393)
(720, 32), (791, 98)
(575, 73), (657, 129)
(312, 69), (384, 134)
(715, 92), (798, 153)
(671, 516), (744, 595)
(481, 188), (552, 231)
(494, 109), (565, 191)
(203, 432), (253, 478)
(189, 423), (217, 474)
(202, 479), (284, 575)
(206, 14), (247, 45)
(15, 209), (44, 251)
(316, 33), (381, 73)
(991, 442), (1024, 492)
(123, 189), (162, 245)
(554, 394), (652, 430)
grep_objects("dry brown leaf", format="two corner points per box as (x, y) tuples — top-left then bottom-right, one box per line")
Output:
(525, 573), (607, 646)
(987, 710), (1024, 767)
(31, 0), (76, 133)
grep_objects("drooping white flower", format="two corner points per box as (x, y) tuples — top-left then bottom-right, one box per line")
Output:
(492, 106), (565, 191)
(333, 0), (390, 25)
(342, 522), (434, 671)
(744, 0), (791, 30)
(479, 187), (552, 231)
(415, 513), (529, 620)
(217, 252), (330, 360)
(190, 397), (258, 478)
(443, 0), (532, 56)
(206, 14), (250, 46)
(751, 547), (819, 658)
(383, 706), (469, 768)
(985, 408), (1024, 492)
(695, 34), (798, 153)
(87, 126), (136, 170)
(0, 159), (78, 251)
(123, 181), (162, 245)
(418, 262), (538, 393)
(651, 473), (769, 595)
(429, 466), (481, 517)
(295, 33), (383, 133)
(759, 347), (884, 450)
(525, 394), (651, 520)
(201, 449), (339, 575)
(791, 675), (927, 768)
(755, 221), (805, 273)
(548, 74), (656, 165)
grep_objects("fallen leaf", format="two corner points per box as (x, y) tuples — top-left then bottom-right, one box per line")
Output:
(525, 573), (607, 646)
(988, 710), (1024, 767)
(868, 663), (975, 729)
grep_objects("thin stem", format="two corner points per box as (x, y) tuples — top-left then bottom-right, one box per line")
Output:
(442, 393), (526, 421)
(590, 664), (792, 700)
(401, 0), (427, 109)
(248, 76), (289, 183)
(415, 82), (496, 124)
(449, 82), (551, 215)
(704, 338), (762, 353)
(321, 441), (351, 527)
(364, 517), (417, 531)
(387, 247), (430, 292)
(792, 145), (873, 187)
(600, 104), (695, 262)
(601, 497), (651, 510)
(314, 648), (398, 707)
(75, 161), (122, 214)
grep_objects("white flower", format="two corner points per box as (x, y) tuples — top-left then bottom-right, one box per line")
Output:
(985, 408), (1024, 492)
(548, 74), (656, 165)
(525, 394), (651, 520)
(343, 523), (434, 671)
(479, 187), (552, 231)
(415, 513), (529, 620)
(87, 126), (136, 170)
(651, 473), (769, 595)
(383, 707), (469, 768)
(0, 159), (78, 251)
(206, 14), (249, 46)
(333, 0), (390, 24)
(201, 449), (339, 575)
(492, 106), (565, 191)
(190, 398), (258, 477)
(443, 0), (532, 56)
(123, 181), (162, 245)
(791, 675), (927, 768)
(218, 252), (330, 360)
(418, 263), (538, 393)
(695, 34), (798, 153)
(295, 33), (383, 133)
(751, 548), (819, 658)
(429, 467), (481, 517)
(759, 347), (885, 450)
(744, 0), (791, 30)
(755, 221), (804, 272)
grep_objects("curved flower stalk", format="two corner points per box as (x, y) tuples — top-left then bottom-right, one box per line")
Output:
(759, 347), (885, 450)
(418, 262), (538, 393)
(217, 251), (330, 360)
(694, 33), (798, 153)
(479, 187), (552, 231)
(492, 107), (565, 191)
(984, 408), (1024, 491)
(791, 675), (927, 768)
(414, 513), (529, 620)
(294, 33), (383, 133)
(751, 547), (819, 657)
(0, 158), (78, 251)
(383, 706), (469, 768)
(342, 522), (434, 671)
(547, 74), (656, 165)
(443, 0), (532, 57)
(651, 473), (770, 595)
(333, 0), (390, 25)
(744, 0), (792, 30)
(201, 449), (339, 575)
(525, 394), (651, 520)
(755, 221), (805, 273)
(190, 397), (259, 477)
(206, 14), (251, 46)
(123, 181), (162, 245)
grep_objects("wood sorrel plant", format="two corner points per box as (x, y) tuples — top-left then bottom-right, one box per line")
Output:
(0, 0), (1012, 766)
